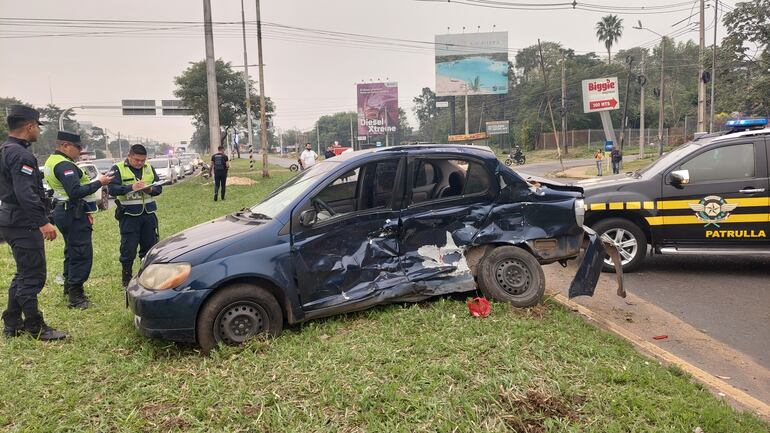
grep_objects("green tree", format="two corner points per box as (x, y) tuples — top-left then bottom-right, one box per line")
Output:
(173, 59), (275, 147)
(0, 97), (27, 141)
(596, 15), (624, 64)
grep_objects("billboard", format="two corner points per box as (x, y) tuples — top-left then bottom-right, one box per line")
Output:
(581, 77), (620, 113)
(435, 32), (508, 97)
(486, 120), (509, 135)
(357, 82), (399, 136)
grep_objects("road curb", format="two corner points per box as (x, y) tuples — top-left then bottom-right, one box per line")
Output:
(551, 293), (770, 420)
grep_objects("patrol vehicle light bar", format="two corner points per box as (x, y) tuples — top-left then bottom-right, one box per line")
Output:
(725, 118), (768, 128)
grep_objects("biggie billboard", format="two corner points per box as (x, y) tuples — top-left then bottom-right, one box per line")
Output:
(357, 82), (399, 136)
(435, 32), (509, 97)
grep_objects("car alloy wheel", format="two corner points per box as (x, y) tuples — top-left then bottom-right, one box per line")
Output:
(600, 228), (638, 267)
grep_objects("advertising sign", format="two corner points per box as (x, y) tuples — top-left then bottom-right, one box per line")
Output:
(435, 32), (509, 97)
(448, 132), (488, 142)
(357, 82), (399, 136)
(581, 77), (620, 113)
(485, 120), (509, 135)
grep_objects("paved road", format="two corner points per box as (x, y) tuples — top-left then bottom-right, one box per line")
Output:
(514, 155), (640, 178)
(626, 254), (770, 370)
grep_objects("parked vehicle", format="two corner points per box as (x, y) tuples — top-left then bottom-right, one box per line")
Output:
(582, 118), (770, 272)
(76, 162), (110, 210)
(182, 152), (202, 168)
(127, 144), (620, 351)
(148, 158), (178, 184)
(172, 157), (185, 180)
(179, 156), (194, 175)
(91, 158), (116, 175)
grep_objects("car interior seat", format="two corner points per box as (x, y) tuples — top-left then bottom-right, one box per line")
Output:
(439, 171), (465, 198)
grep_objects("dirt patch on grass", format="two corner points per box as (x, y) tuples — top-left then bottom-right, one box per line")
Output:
(494, 385), (584, 433)
(140, 402), (189, 432)
(226, 176), (255, 186)
(509, 302), (551, 319)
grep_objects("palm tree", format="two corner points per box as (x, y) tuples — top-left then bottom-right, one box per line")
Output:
(596, 15), (624, 64)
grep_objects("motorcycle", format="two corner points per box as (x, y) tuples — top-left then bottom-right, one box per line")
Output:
(504, 153), (526, 166)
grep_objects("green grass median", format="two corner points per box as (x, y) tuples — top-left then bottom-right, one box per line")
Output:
(1, 159), (767, 432)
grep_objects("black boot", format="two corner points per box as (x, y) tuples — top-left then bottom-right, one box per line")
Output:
(22, 300), (68, 341)
(67, 284), (90, 310)
(122, 263), (133, 288)
(63, 281), (71, 297)
(2, 310), (23, 338)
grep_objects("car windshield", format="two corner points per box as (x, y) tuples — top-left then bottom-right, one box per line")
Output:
(149, 159), (170, 169)
(635, 142), (700, 177)
(249, 160), (342, 219)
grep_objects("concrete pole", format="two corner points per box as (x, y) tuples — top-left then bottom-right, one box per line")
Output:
(255, 0), (269, 177)
(202, 0), (221, 155)
(561, 55), (568, 155)
(658, 38), (665, 156)
(464, 90), (469, 135)
(639, 51), (645, 158)
(239, 0), (255, 168)
(697, 0), (706, 132)
(709, 0), (718, 133)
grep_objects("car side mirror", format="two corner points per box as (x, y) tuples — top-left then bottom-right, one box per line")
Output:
(670, 169), (690, 185)
(299, 209), (317, 227)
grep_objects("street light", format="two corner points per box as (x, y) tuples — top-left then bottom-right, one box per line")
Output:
(633, 21), (666, 156)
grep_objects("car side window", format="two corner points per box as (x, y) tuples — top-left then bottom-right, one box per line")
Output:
(315, 167), (360, 221)
(313, 159), (399, 222)
(410, 158), (492, 205)
(679, 143), (755, 182)
(464, 161), (492, 195)
(410, 161), (439, 205)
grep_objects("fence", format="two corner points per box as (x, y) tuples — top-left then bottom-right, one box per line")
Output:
(536, 127), (696, 150)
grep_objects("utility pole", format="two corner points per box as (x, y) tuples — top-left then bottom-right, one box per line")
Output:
(619, 56), (634, 152)
(239, 0), (255, 169)
(658, 37), (665, 156)
(464, 87), (469, 135)
(202, 0), (221, 155)
(639, 50), (647, 158)
(255, 0), (269, 177)
(561, 54), (568, 156)
(709, 0), (718, 133)
(537, 39), (564, 171)
(697, 0), (706, 132)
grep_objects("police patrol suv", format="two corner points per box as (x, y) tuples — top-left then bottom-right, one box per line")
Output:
(582, 118), (770, 271)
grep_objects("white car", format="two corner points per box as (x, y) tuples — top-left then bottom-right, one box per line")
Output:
(182, 152), (202, 168)
(75, 162), (110, 210)
(172, 157), (185, 179)
(149, 158), (178, 184)
(179, 156), (194, 175)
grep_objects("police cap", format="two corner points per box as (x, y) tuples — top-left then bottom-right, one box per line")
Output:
(129, 144), (147, 155)
(6, 104), (44, 126)
(57, 130), (81, 145)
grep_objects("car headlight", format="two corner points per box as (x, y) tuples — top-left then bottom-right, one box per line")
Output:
(138, 263), (191, 290)
(574, 198), (585, 226)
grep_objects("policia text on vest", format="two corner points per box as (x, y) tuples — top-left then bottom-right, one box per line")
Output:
(43, 131), (114, 310)
(107, 145), (163, 287)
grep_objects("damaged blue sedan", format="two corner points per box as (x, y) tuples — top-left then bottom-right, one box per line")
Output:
(127, 145), (620, 351)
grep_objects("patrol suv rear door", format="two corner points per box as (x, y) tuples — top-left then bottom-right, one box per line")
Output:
(659, 138), (770, 248)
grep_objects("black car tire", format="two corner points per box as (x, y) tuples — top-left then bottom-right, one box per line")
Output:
(477, 246), (545, 307)
(196, 284), (283, 352)
(592, 218), (647, 273)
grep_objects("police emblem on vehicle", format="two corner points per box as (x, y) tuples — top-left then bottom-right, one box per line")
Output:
(688, 195), (738, 227)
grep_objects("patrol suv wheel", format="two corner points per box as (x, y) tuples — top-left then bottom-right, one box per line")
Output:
(196, 284), (283, 353)
(477, 246), (545, 307)
(592, 218), (647, 272)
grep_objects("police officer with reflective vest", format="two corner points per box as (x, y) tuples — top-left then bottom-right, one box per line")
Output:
(0, 105), (67, 340)
(44, 131), (114, 308)
(107, 144), (162, 287)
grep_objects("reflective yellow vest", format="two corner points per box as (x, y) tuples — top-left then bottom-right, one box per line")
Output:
(116, 161), (156, 216)
(43, 153), (98, 213)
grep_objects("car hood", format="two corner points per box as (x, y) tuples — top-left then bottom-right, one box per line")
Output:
(577, 173), (641, 192)
(143, 215), (257, 264)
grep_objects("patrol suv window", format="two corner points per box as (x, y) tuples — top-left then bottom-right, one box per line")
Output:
(679, 143), (755, 182)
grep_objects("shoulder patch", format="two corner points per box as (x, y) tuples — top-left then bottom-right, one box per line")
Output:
(20, 165), (34, 175)
(63, 169), (76, 176)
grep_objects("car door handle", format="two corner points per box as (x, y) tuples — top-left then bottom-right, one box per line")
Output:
(739, 188), (765, 194)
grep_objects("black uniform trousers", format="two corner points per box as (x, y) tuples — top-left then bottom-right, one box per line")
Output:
(119, 213), (158, 265)
(213, 170), (227, 200)
(0, 226), (46, 332)
(53, 204), (93, 286)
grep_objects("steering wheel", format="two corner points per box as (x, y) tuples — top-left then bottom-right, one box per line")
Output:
(313, 197), (336, 216)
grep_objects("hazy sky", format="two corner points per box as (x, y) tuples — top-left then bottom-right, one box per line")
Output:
(0, 0), (730, 144)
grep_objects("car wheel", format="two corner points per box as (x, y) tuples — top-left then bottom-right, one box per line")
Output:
(591, 218), (647, 272)
(477, 246), (545, 307)
(196, 283), (283, 352)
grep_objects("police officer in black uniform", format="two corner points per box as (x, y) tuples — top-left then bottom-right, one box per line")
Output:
(107, 144), (163, 287)
(0, 105), (67, 340)
(211, 145), (229, 201)
(44, 131), (113, 309)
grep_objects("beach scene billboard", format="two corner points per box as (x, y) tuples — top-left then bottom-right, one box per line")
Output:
(357, 82), (399, 136)
(435, 32), (509, 97)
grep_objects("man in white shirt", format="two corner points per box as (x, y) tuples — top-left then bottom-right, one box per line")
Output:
(299, 143), (318, 170)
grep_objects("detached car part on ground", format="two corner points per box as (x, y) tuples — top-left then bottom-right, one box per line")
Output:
(127, 145), (623, 352)
(582, 123), (770, 272)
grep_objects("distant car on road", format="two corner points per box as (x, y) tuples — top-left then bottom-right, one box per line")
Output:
(179, 156), (194, 175)
(149, 158), (178, 184)
(127, 144), (620, 351)
(76, 162), (110, 210)
(172, 157), (184, 180)
(91, 158), (117, 175)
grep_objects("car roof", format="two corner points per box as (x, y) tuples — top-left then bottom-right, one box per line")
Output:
(710, 127), (770, 143)
(331, 144), (496, 164)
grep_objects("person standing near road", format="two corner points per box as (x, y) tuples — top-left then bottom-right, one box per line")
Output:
(108, 144), (162, 287)
(324, 144), (335, 159)
(211, 145), (229, 201)
(44, 131), (113, 309)
(299, 143), (318, 170)
(594, 148), (604, 176)
(0, 105), (67, 340)
(610, 146), (622, 174)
